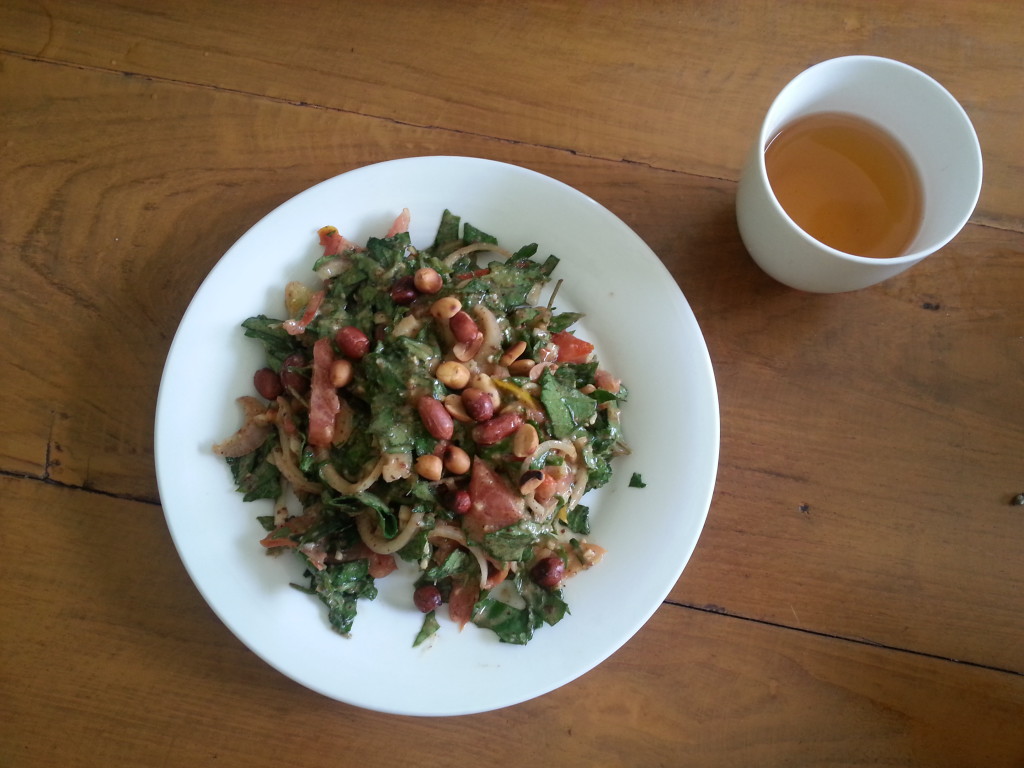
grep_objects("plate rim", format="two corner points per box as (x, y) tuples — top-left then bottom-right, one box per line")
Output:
(154, 155), (720, 716)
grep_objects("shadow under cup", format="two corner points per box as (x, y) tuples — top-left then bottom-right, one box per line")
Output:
(736, 56), (983, 293)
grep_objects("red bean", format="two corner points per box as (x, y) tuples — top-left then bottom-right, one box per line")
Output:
(418, 396), (454, 440)
(390, 276), (418, 305)
(530, 557), (565, 590)
(335, 325), (370, 360)
(253, 367), (283, 400)
(460, 387), (495, 422)
(279, 353), (309, 394)
(472, 411), (524, 446)
(449, 310), (480, 344)
(446, 489), (472, 515)
(413, 584), (443, 613)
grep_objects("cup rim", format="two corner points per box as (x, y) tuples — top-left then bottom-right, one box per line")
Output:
(754, 55), (983, 265)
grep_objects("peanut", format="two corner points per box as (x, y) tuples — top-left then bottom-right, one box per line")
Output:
(389, 276), (418, 305)
(430, 295), (462, 320)
(414, 454), (443, 481)
(452, 334), (484, 362)
(436, 360), (470, 390)
(413, 267), (443, 294)
(442, 445), (471, 475)
(512, 423), (539, 458)
(499, 340), (528, 367)
(330, 359), (353, 388)
(508, 358), (536, 377)
(530, 556), (565, 590)
(443, 394), (473, 423)
(469, 372), (501, 409)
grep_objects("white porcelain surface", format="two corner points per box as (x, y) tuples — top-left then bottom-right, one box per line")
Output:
(736, 56), (982, 293)
(155, 156), (720, 716)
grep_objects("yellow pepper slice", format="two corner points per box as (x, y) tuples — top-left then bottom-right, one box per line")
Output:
(493, 378), (542, 411)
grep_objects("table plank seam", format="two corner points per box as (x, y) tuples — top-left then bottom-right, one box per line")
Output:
(8, 461), (1022, 684)
(3, 48), (1021, 237)
(0, 466), (161, 507)
(0, 48), (670, 171)
(664, 598), (1024, 678)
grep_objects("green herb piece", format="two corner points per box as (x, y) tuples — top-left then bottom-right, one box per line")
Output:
(308, 560), (378, 635)
(225, 438), (281, 502)
(539, 368), (597, 439)
(241, 315), (301, 371)
(422, 549), (473, 581)
(481, 258), (556, 310)
(365, 232), (410, 270)
(433, 209), (461, 250)
(548, 311), (585, 333)
(463, 223), (497, 245)
(413, 610), (440, 647)
(354, 491), (399, 538)
(471, 597), (533, 645)
(629, 472), (647, 488)
(566, 503), (591, 535)
(297, 508), (359, 549)
(507, 242), (536, 262)
(482, 523), (542, 563)
(471, 573), (569, 644)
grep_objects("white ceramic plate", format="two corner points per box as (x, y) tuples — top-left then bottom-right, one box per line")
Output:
(155, 156), (719, 716)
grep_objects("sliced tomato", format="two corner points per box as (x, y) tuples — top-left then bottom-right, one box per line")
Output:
(259, 531), (298, 549)
(317, 225), (361, 257)
(259, 511), (317, 549)
(283, 289), (324, 336)
(452, 267), (491, 281)
(307, 337), (340, 447)
(551, 331), (594, 363)
(299, 541), (329, 571)
(468, 458), (525, 533)
(385, 208), (411, 237)
(448, 576), (480, 630)
(367, 552), (397, 578)
(533, 468), (573, 505)
(594, 367), (621, 394)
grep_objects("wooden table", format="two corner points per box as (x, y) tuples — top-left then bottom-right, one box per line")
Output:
(2, 2), (1022, 765)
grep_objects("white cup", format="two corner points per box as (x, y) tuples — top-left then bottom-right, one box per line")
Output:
(736, 56), (982, 293)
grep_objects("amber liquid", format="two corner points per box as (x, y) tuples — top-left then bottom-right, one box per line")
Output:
(765, 112), (923, 259)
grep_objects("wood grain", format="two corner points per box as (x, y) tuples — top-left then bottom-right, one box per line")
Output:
(1, 0), (1020, 232)
(2, 475), (1022, 767)
(1, 44), (1022, 675)
(2, 2), (1023, 764)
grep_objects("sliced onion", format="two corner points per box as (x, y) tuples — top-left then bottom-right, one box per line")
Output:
(319, 455), (383, 495)
(471, 304), (503, 364)
(519, 439), (578, 476)
(429, 524), (496, 589)
(356, 509), (425, 555)
(266, 446), (322, 495)
(566, 465), (588, 511)
(314, 256), (350, 280)
(212, 397), (273, 458)
(442, 241), (514, 267)
(392, 314), (422, 339)
(381, 452), (412, 483)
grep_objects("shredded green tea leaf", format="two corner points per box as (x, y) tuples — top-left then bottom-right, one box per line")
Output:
(216, 209), (630, 645)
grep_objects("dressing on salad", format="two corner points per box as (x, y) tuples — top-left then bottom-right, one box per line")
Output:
(214, 209), (629, 645)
